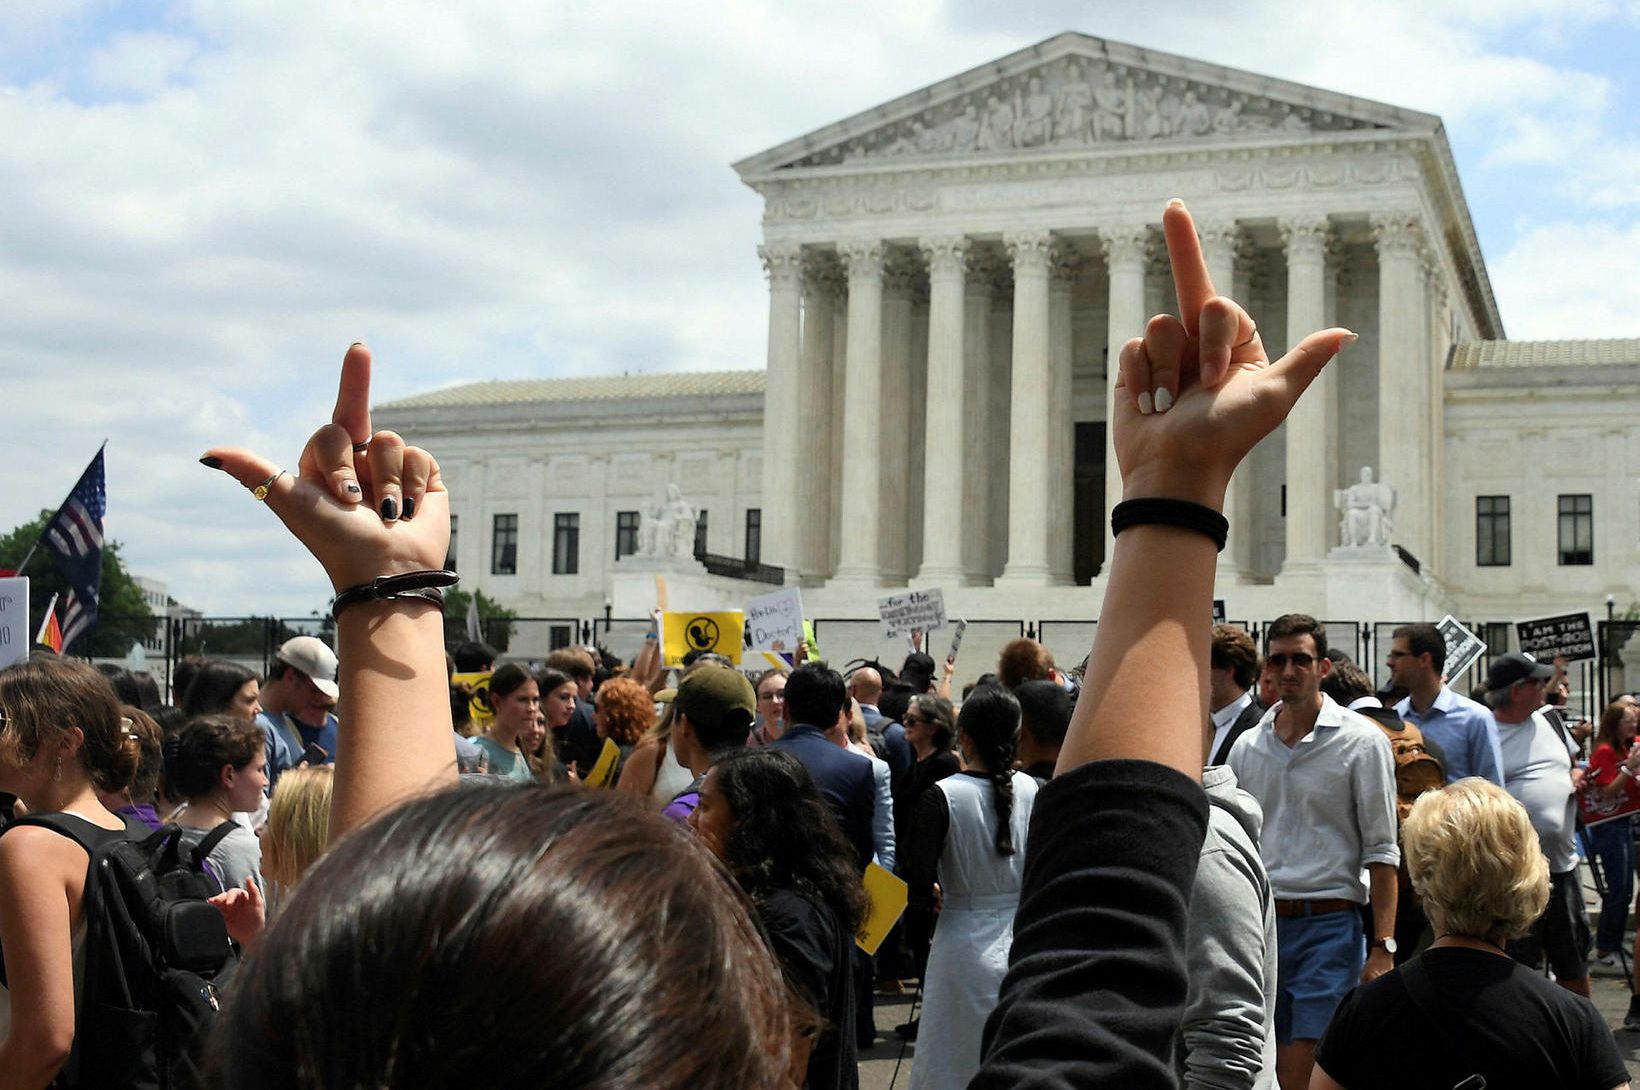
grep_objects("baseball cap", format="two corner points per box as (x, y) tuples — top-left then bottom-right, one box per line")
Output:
(1485, 651), (1553, 695)
(277, 636), (339, 700)
(672, 666), (755, 734)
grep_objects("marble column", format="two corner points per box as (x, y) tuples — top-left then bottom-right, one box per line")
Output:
(1280, 215), (1332, 570)
(1198, 220), (1247, 579)
(960, 252), (995, 585)
(914, 235), (970, 585)
(879, 253), (918, 585)
(1047, 245), (1078, 584)
(797, 255), (837, 584)
(757, 243), (803, 574)
(1373, 213), (1431, 563)
(828, 293), (848, 575)
(833, 240), (885, 585)
(997, 229), (1054, 585)
(1100, 224), (1151, 573)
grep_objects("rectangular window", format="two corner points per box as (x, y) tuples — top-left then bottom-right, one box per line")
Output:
(553, 512), (580, 575)
(1557, 494), (1593, 565)
(1475, 496), (1510, 567)
(745, 508), (762, 564)
(549, 624), (573, 650)
(490, 514), (517, 575)
(694, 509), (709, 558)
(614, 510), (639, 560)
(446, 514), (459, 572)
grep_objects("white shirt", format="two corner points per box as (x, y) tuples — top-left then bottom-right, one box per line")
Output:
(1496, 708), (1580, 874)
(1209, 689), (1254, 766)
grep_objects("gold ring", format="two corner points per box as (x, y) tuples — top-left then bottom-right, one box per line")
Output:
(252, 469), (288, 502)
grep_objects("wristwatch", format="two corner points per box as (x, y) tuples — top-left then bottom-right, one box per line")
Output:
(1372, 937), (1398, 955)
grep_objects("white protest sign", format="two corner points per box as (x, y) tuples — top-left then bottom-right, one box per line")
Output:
(0, 578), (29, 670)
(746, 586), (805, 652)
(1436, 614), (1487, 683)
(878, 588), (947, 638)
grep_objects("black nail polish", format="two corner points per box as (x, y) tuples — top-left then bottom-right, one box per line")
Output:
(199, 456), (222, 469)
(402, 495), (415, 520)
(344, 481), (362, 496)
(381, 496), (398, 521)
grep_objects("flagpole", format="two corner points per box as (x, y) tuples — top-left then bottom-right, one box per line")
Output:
(15, 440), (106, 573)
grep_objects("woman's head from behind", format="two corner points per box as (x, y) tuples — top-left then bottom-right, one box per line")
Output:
(183, 660), (261, 722)
(263, 765), (334, 889)
(593, 677), (652, 746)
(0, 656), (139, 802)
(1403, 778), (1550, 946)
(216, 786), (793, 1089)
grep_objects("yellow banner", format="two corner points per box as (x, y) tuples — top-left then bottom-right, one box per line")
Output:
(451, 671), (494, 730)
(661, 611), (743, 666)
(856, 862), (909, 956)
(583, 737), (622, 789)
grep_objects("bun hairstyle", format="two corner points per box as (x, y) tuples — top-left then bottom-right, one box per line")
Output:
(955, 684), (1021, 856)
(119, 704), (165, 804)
(0, 656), (139, 794)
(167, 714), (264, 801)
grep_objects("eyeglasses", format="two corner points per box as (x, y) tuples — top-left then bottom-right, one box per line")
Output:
(902, 714), (923, 726)
(1386, 650), (1412, 660)
(1266, 653), (1316, 670)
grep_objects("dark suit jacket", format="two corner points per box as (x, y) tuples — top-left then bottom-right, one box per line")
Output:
(862, 704), (913, 786)
(772, 723), (877, 870)
(1209, 697), (1264, 766)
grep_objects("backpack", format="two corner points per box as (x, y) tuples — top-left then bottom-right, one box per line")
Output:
(1374, 720), (1446, 823)
(2, 815), (241, 1089)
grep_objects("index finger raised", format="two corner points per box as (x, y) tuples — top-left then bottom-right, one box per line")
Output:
(1162, 200), (1214, 337)
(332, 342), (373, 444)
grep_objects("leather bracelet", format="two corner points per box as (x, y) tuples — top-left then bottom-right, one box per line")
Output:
(330, 569), (459, 619)
(1110, 498), (1228, 552)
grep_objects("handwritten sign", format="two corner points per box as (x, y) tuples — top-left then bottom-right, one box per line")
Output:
(878, 588), (946, 638)
(856, 862), (909, 956)
(1516, 612), (1597, 664)
(1436, 615), (1487, 683)
(0, 578), (26, 670)
(746, 587), (805, 652)
(661, 611), (744, 667)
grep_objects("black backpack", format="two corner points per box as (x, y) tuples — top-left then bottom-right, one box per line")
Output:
(2, 815), (241, 1089)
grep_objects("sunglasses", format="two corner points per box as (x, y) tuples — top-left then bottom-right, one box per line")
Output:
(1267, 653), (1317, 670)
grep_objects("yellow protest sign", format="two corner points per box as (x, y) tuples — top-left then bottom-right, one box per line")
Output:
(583, 737), (622, 789)
(451, 671), (494, 730)
(856, 862), (909, 956)
(661, 611), (743, 666)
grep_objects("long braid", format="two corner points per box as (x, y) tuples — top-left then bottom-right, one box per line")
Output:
(957, 684), (1021, 856)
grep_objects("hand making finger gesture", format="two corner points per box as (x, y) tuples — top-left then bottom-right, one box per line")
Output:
(1113, 199), (1356, 507)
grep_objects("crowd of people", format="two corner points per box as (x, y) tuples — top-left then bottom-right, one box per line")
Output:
(1, 199), (1633, 1089)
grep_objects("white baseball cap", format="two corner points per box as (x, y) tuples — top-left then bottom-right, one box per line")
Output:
(277, 636), (339, 700)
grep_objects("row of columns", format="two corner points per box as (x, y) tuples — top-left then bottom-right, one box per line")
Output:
(759, 211), (1437, 589)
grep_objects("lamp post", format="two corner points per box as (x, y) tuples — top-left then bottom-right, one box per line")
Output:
(1605, 594), (1617, 708)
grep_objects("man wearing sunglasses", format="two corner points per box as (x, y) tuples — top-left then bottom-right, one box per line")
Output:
(1227, 613), (1400, 1090)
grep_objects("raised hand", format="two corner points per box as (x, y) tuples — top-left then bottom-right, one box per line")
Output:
(200, 344), (450, 592)
(1113, 199), (1355, 507)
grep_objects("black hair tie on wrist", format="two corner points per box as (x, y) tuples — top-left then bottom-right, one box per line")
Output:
(331, 569), (459, 619)
(1110, 498), (1228, 552)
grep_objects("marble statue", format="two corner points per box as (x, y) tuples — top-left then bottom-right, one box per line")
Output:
(1014, 76), (1054, 147)
(1092, 70), (1127, 141)
(661, 483), (698, 559)
(1335, 466), (1396, 548)
(1054, 63), (1094, 143)
(636, 500), (662, 557)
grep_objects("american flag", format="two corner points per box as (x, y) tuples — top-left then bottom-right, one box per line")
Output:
(40, 449), (106, 653)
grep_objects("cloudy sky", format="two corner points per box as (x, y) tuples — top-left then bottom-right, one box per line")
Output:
(4, 0), (1639, 620)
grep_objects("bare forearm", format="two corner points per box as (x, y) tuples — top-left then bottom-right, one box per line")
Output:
(1367, 863), (1397, 940)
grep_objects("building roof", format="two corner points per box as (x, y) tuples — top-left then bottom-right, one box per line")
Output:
(1450, 339), (1640, 370)
(376, 369), (766, 410)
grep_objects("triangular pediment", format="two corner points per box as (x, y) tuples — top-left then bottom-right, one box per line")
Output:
(735, 33), (1437, 179)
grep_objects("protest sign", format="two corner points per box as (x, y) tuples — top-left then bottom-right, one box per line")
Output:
(1515, 612), (1597, 664)
(451, 670), (495, 730)
(1436, 615), (1487, 683)
(946, 619), (968, 666)
(746, 587), (804, 652)
(1581, 773), (1640, 827)
(582, 738), (622, 789)
(878, 588), (946, 638)
(856, 862), (909, 956)
(1212, 599), (1227, 625)
(0, 578), (26, 670)
(661, 611), (744, 666)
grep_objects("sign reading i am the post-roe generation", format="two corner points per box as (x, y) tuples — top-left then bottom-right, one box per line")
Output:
(1515, 612), (1597, 664)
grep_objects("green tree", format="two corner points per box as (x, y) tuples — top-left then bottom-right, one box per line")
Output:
(442, 588), (518, 652)
(0, 510), (155, 657)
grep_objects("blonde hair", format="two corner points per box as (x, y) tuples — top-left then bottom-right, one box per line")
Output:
(1402, 778), (1551, 945)
(263, 766), (334, 888)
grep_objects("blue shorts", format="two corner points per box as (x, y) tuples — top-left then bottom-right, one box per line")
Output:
(1275, 907), (1364, 1043)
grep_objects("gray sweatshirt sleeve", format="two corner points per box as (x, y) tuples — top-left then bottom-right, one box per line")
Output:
(210, 823), (265, 895)
(1180, 838), (1272, 1090)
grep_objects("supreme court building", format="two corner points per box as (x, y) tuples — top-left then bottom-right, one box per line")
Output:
(378, 33), (1640, 657)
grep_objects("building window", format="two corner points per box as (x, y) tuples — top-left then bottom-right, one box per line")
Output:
(615, 511), (639, 560)
(549, 624), (573, 650)
(1475, 496), (1510, 567)
(694, 509), (709, 557)
(553, 513), (580, 575)
(745, 508), (762, 564)
(1557, 494), (1593, 565)
(490, 514), (517, 575)
(446, 514), (459, 572)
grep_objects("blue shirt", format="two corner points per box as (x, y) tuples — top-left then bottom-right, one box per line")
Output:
(1395, 686), (1502, 786)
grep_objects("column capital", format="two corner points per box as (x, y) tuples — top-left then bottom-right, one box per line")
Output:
(1049, 241), (1083, 288)
(1196, 219), (1241, 263)
(1279, 215), (1331, 262)
(883, 249), (925, 299)
(802, 251), (844, 300)
(758, 242), (804, 288)
(1004, 229), (1054, 274)
(965, 248), (999, 297)
(839, 238), (886, 280)
(1370, 213), (1424, 258)
(919, 235), (971, 280)
(1099, 224), (1151, 273)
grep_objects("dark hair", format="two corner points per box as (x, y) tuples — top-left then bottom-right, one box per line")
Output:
(784, 663), (847, 733)
(1393, 623), (1446, 672)
(97, 663), (141, 706)
(1597, 700), (1635, 757)
(956, 685), (1021, 855)
(877, 682), (915, 725)
(489, 663), (534, 704)
(131, 671), (163, 710)
(451, 641), (498, 673)
(908, 693), (956, 751)
(120, 704), (165, 804)
(1211, 625), (1259, 691)
(1266, 614), (1328, 660)
(536, 667), (574, 698)
(182, 660), (258, 718)
(1319, 659), (1374, 705)
(545, 648), (595, 682)
(712, 748), (868, 936)
(172, 656), (206, 707)
(752, 669), (786, 699)
(212, 786), (792, 1088)
(0, 656), (140, 794)
(1013, 680), (1072, 749)
(167, 714), (264, 801)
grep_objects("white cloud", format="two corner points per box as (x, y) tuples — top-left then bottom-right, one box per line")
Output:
(84, 31), (197, 95)
(1488, 220), (1640, 339)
